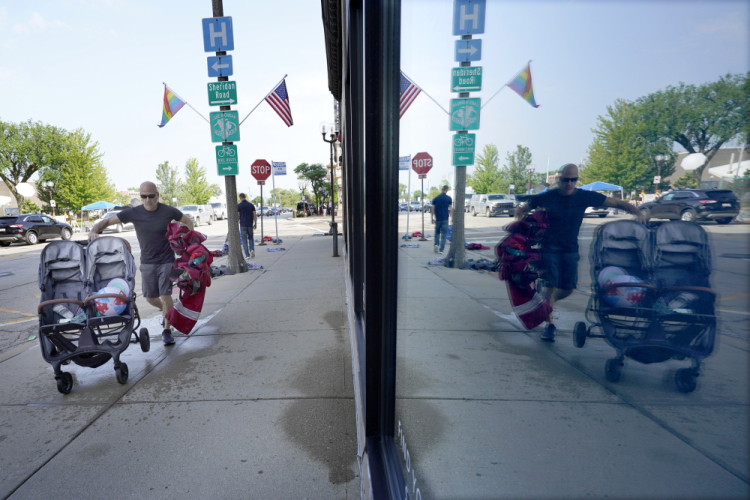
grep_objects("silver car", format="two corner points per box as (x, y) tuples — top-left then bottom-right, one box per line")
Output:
(101, 211), (133, 233)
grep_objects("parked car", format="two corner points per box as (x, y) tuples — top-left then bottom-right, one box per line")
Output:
(0, 213), (73, 246)
(470, 193), (515, 217)
(101, 211), (134, 232)
(421, 200), (432, 213)
(584, 206), (609, 218)
(264, 207), (280, 216)
(638, 189), (740, 224)
(399, 203), (408, 212)
(201, 204), (217, 222)
(409, 201), (422, 212)
(209, 202), (227, 220)
(179, 205), (211, 227)
(464, 193), (473, 212)
(296, 201), (316, 217)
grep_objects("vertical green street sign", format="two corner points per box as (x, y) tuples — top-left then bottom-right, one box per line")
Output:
(207, 81), (238, 106)
(452, 133), (475, 166)
(449, 98), (481, 131)
(451, 66), (482, 92)
(210, 111), (240, 142)
(215, 144), (238, 176)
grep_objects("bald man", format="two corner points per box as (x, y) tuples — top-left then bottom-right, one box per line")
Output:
(515, 164), (647, 341)
(89, 181), (194, 345)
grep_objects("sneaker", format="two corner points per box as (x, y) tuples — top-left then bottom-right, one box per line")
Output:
(162, 329), (175, 345)
(439, 250), (444, 254)
(434, 245), (438, 253)
(250, 250), (255, 258)
(541, 324), (556, 342)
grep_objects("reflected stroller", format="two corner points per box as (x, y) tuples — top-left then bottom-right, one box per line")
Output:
(573, 220), (716, 393)
(37, 237), (149, 394)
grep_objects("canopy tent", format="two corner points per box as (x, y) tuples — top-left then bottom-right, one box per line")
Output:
(81, 201), (117, 210)
(579, 181), (624, 200)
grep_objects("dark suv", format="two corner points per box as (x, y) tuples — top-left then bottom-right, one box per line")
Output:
(0, 213), (74, 246)
(638, 189), (740, 224)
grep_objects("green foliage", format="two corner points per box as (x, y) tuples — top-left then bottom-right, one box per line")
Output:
(156, 161), (183, 206)
(20, 200), (40, 213)
(251, 196), (262, 206)
(294, 162), (327, 207)
(467, 144), (502, 194)
(0, 119), (67, 206)
(180, 158), (213, 205)
(501, 145), (533, 194)
(114, 192), (131, 206)
(270, 188), (299, 208)
(210, 184), (222, 197)
(413, 190), (423, 201)
(427, 186), (441, 200)
(398, 183), (407, 201)
(673, 174), (698, 189)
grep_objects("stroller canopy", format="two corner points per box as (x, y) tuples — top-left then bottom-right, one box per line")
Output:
(81, 201), (117, 211)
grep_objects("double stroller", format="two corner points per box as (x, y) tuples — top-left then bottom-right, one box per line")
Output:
(37, 237), (149, 394)
(574, 220), (716, 393)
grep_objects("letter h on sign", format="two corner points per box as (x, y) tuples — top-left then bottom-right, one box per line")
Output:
(452, 0), (486, 35)
(202, 17), (235, 52)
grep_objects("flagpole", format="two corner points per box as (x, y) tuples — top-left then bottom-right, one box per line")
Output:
(162, 83), (210, 123)
(239, 74), (288, 126)
(480, 60), (532, 109)
(401, 71), (450, 115)
(270, 160), (280, 245)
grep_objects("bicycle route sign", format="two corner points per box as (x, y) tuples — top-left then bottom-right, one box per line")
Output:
(215, 144), (238, 176)
(451, 66), (482, 92)
(449, 98), (481, 131)
(207, 81), (237, 106)
(210, 110), (240, 142)
(452, 133), (475, 166)
(251, 159), (272, 185)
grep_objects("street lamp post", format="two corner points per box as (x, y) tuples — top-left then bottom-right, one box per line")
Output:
(42, 181), (55, 216)
(297, 180), (308, 217)
(320, 122), (339, 257)
(655, 154), (667, 191)
(527, 165), (536, 193)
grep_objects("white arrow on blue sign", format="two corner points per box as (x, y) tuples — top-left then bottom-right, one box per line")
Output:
(202, 17), (234, 52)
(455, 39), (482, 62)
(207, 55), (233, 77)
(452, 0), (486, 35)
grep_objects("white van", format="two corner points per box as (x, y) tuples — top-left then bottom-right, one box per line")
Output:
(210, 202), (227, 220)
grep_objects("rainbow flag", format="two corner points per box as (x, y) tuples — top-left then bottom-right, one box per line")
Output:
(506, 63), (539, 108)
(158, 85), (186, 128)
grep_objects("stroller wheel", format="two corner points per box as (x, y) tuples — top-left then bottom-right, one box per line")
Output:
(573, 322), (587, 348)
(605, 359), (623, 383)
(115, 363), (129, 385)
(56, 372), (73, 394)
(675, 368), (698, 393)
(139, 328), (150, 352)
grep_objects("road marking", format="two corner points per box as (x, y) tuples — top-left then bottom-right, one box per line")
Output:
(0, 307), (34, 317)
(717, 308), (750, 315)
(719, 292), (750, 302)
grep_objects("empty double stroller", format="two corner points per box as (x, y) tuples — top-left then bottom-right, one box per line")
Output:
(37, 237), (149, 394)
(574, 220), (716, 393)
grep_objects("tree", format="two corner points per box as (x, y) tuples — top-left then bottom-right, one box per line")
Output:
(467, 144), (502, 194)
(0, 119), (67, 206)
(398, 183), (407, 201)
(181, 158), (213, 204)
(673, 174), (698, 189)
(211, 184), (222, 197)
(501, 145), (533, 194)
(21, 200), (40, 213)
(294, 162), (327, 207)
(427, 186), (441, 199)
(635, 73), (749, 179)
(156, 161), (183, 206)
(413, 190), (423, 201)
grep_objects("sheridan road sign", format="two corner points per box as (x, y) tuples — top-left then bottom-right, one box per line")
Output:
(451, 66), (482, 92)
(207, 81), (237, 106)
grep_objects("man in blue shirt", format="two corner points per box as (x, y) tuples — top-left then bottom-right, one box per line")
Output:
(430, 185), (453, 254)
(237, 193), (257, 259)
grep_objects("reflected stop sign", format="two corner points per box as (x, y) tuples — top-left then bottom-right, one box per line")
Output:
(412, 152), (433, 176)
(251, 159), (272, 183)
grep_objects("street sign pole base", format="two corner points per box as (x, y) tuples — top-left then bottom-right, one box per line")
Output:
(258, 242), (267, 246)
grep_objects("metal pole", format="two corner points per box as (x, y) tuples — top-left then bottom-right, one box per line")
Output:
(405, 158), (411, 239)
(212, 0), (245, 273)
(258, 183), (266, 246)
(271, 161), (279, 244)
(419, 177), (426, 241)
(329, 136), (339, 257)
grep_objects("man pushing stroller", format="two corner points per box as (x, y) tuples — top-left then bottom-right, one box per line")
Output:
(89, 181), (194, 345)
(515, 164), (647, 341)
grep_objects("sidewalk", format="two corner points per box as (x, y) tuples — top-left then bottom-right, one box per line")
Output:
(0, 236), (358, 499)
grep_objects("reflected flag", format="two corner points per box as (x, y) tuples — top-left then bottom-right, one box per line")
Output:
(400, 72), (421, 119)
(265, 79), (293, 127)
(506, 62), (540, 108)
(158, 85), (186, 128)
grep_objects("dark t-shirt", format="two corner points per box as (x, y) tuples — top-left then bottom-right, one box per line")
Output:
(528, 189), (607, 253)
(432, 193), (453, 222)
(117, 204), (183, 264)
(237, 200), (256, 227)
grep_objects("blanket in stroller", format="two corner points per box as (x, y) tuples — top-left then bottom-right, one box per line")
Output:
(165, 223), (213, 334)
(496, 211), (552, 330)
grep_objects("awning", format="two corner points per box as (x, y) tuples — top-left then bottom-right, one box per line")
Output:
(579, 181), (623, 191)
(81, 201), (117, 210)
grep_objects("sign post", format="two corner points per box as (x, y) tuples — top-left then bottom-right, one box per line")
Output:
(251, 159), (272, 246)
(412, 152), (433, 242)
(271, 161), (286, 245)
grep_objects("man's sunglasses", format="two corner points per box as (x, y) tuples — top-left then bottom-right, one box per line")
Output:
(140, 193), (157, 199)
(561, 177), (578, 183)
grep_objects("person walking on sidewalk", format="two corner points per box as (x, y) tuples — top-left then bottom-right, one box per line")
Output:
(431, 185), (453, 254)
(515, 163), (647, 341)
(238, 193), (258, 259)
(89, 181), (193, 346)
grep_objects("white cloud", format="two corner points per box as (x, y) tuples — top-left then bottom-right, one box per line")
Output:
(11, 12), (72, 36)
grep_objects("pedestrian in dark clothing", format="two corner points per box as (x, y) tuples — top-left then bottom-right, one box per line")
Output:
(515, 163), (648, 341)
(238, 193), (258, 259)
(431, 185), (453, 254)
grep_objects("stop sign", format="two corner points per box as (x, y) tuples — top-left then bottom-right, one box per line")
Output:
(412, 152), (433, 175)
(251, 159), (272, 181)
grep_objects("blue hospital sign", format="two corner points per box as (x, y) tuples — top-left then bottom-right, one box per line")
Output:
(202, 17), (235, 52)
(452, 0), (486, 36)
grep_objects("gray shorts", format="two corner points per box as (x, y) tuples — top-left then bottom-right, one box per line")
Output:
(139, 263), (174, 298)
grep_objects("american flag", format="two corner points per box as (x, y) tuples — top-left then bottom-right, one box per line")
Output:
(400, 72), (421, 119)
(265, 79), (293, 127)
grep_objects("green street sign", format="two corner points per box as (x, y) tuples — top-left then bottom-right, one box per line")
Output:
(207, 81), (238, 106)
(210, 111), (240, 143)
(451, 66), (482, 92)
(452, 133), (475, 166)
(449, 98), (481, 131)
(216, 144), (238, 176)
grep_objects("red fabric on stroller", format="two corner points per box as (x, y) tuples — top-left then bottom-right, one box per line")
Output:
(496, 211), (552, 330)
(165, 224), (213, 335)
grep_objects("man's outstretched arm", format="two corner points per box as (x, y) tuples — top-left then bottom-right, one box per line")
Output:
(603, 198), (648, 224)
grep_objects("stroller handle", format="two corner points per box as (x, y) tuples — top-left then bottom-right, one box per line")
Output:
(83, 293), (132, 305)
(38, 298), (85, 314)
(662, 285), (717, 297)
(601, 282), (658, 293)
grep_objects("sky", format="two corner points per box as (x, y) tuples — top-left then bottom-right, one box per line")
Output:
(1, 0), (748, 199)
